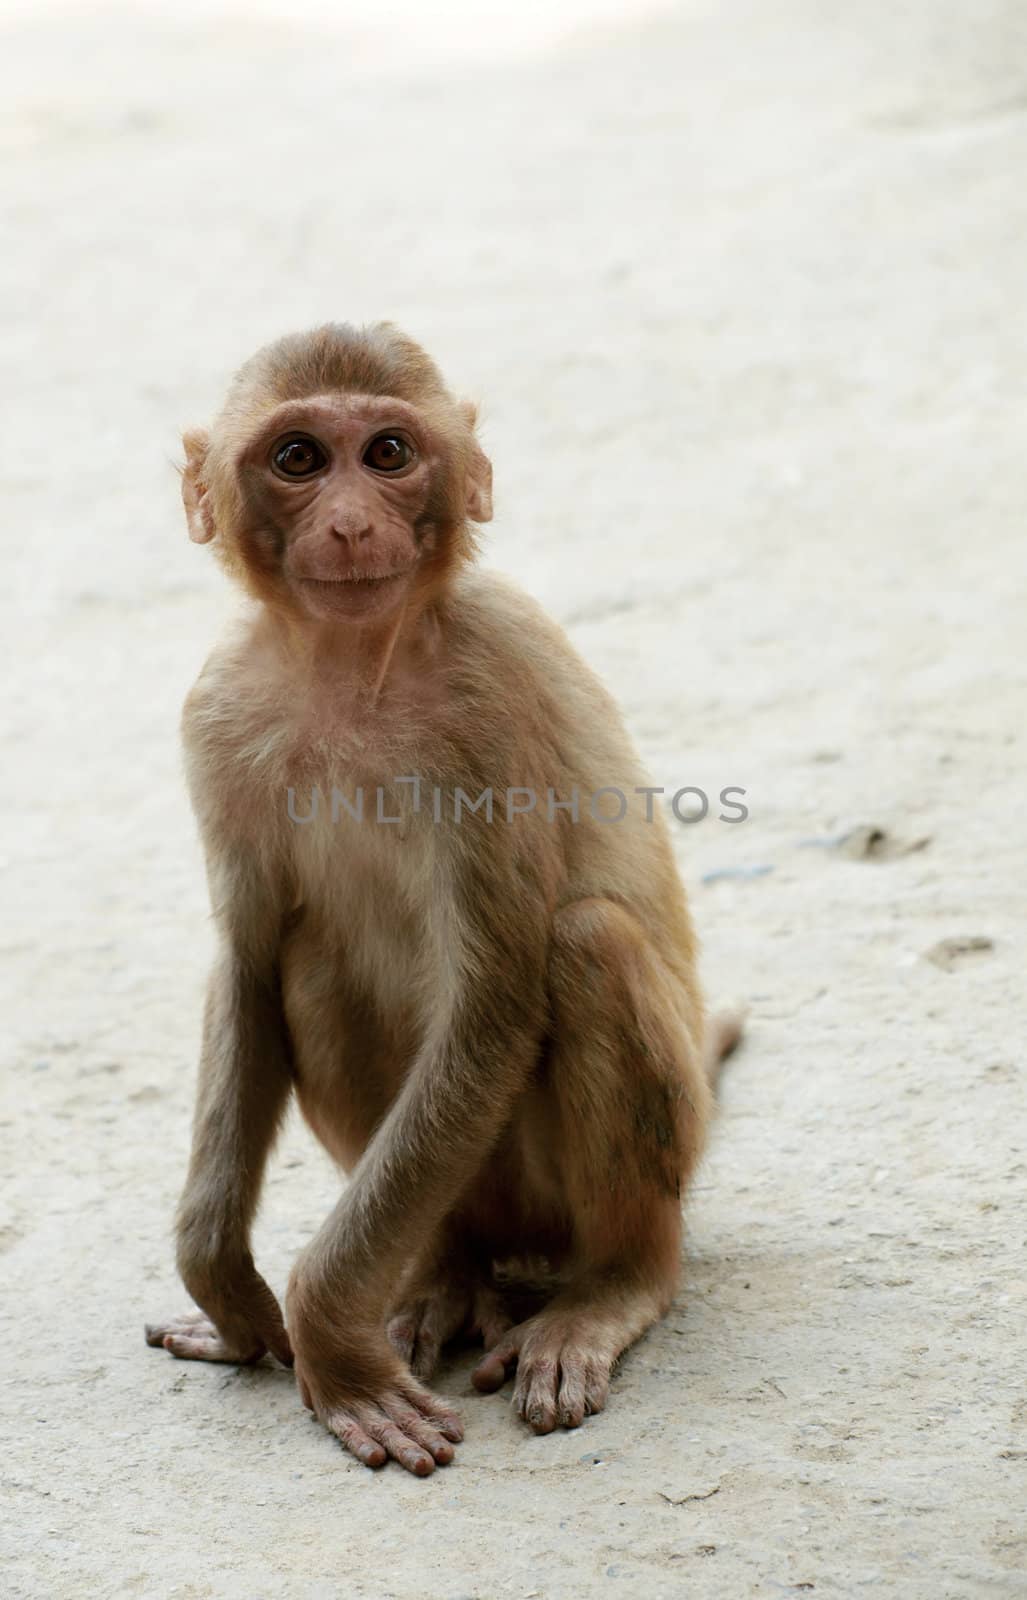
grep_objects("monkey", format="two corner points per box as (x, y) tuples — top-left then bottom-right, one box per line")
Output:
(145, 322), (740, 1476)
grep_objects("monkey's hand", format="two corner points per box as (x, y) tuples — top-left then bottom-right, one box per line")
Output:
(145, 1262), (293, 1367)
(289, 1288), (463, 1475)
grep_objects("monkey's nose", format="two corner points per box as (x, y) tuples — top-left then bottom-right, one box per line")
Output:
(328, 520), (374, 546)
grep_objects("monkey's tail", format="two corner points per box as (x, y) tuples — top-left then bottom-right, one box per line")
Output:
(704, 1009), (745, 1091)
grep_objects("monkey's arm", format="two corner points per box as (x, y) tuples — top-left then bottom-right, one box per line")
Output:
(169, 950), (295, 1363)
(146, 801), (296, 1366)
(291, 825), (551, 1317)
(285, 932), (547, 1464)
(146, 950), (294, 1366)
(299, 994), (540, 1300)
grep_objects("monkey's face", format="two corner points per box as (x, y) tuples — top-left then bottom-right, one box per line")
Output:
(233, 394), (446, 623)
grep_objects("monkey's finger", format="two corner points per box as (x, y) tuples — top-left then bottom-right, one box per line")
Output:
(471, 1339), (520, 1393)
(162, 1332), (265, 1364)
(325, 1413), (387, 1471)
(385, 1401), (456, 1465)
(161, 1333), (221, 1360)
(144, 1312), (208, 1345)
(400, 1381), (464, 1443)
(355, 1408), (436, 1477)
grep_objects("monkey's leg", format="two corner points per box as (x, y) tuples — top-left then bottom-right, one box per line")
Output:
(472, 898), (712, 1432)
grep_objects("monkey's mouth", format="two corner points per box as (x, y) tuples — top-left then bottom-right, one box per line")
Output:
(297, 576), (398, 588)
(296, 571), (412, 592)
(291, 568), (415, 619)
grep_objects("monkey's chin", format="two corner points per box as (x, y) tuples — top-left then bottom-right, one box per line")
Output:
(292, 572), (413, 622)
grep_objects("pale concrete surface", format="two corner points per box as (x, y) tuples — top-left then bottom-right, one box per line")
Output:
(1, 2), (1025, 1595)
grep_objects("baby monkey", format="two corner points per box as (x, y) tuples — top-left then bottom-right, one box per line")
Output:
(145, 323), (737, 1475)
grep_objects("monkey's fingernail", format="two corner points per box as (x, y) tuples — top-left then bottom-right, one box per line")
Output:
(406, 1451), (434, 1476)
(439, 1418), (464, 1441)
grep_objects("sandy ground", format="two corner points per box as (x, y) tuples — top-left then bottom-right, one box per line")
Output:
(2, 1), (1026, 1595)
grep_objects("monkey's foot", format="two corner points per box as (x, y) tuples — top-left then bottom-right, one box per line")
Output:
(471, 1312), (613, 1432)
(387, 1273), (511, 1379)
(145, 1306), (293, 1367)
(387, 1278), (467, 1379)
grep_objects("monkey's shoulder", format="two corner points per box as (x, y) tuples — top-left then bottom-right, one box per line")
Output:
(443, 569), (634, 750)
(182, 626), (279, 743)
(445, 570), (611, 694)
(447, 568), (570, 650)
(179, 620), (306, 816)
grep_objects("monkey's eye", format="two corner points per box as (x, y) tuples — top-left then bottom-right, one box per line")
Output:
(271, 436), (328, 479)
(363, 434), (413, 473)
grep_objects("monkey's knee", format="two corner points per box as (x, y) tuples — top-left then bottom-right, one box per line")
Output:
(547, 899), (710, 1247)
(552, 896), (644, 962)
(549, 897), (653, 1019)
(550, 898), (702, 1069)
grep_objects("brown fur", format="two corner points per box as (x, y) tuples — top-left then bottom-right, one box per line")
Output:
(145, 322), (736, 1475)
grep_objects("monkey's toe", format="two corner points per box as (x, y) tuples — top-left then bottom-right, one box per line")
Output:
(471, 1282), (514, 1354)
(409, 1338), (443, 1381)
(386, 1316), (417, 1364)
(387, 1278), (474, 1380)
(514, 1355), (562, 1434)
(556, 1368), (587, 1428)
(485, 1316), (613, 1434)
(471, 1340), (520, 1393)
(386, 1310), (444, 1379)
(514, 1359), (607, 1432)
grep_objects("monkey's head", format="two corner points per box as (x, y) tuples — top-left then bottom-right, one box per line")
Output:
(181, 322), (493, 623)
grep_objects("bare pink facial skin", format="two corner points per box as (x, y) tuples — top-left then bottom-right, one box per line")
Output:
(235, 394), (447, 622)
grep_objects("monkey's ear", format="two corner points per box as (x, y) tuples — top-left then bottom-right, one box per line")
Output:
(459, 403), (493, 523)
(181, 427), (216, 545)
(466, 444), (493, 523)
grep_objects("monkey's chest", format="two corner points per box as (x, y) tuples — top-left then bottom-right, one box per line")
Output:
(280, 808), (458, 1167)
(284, 802), (459, 1040)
